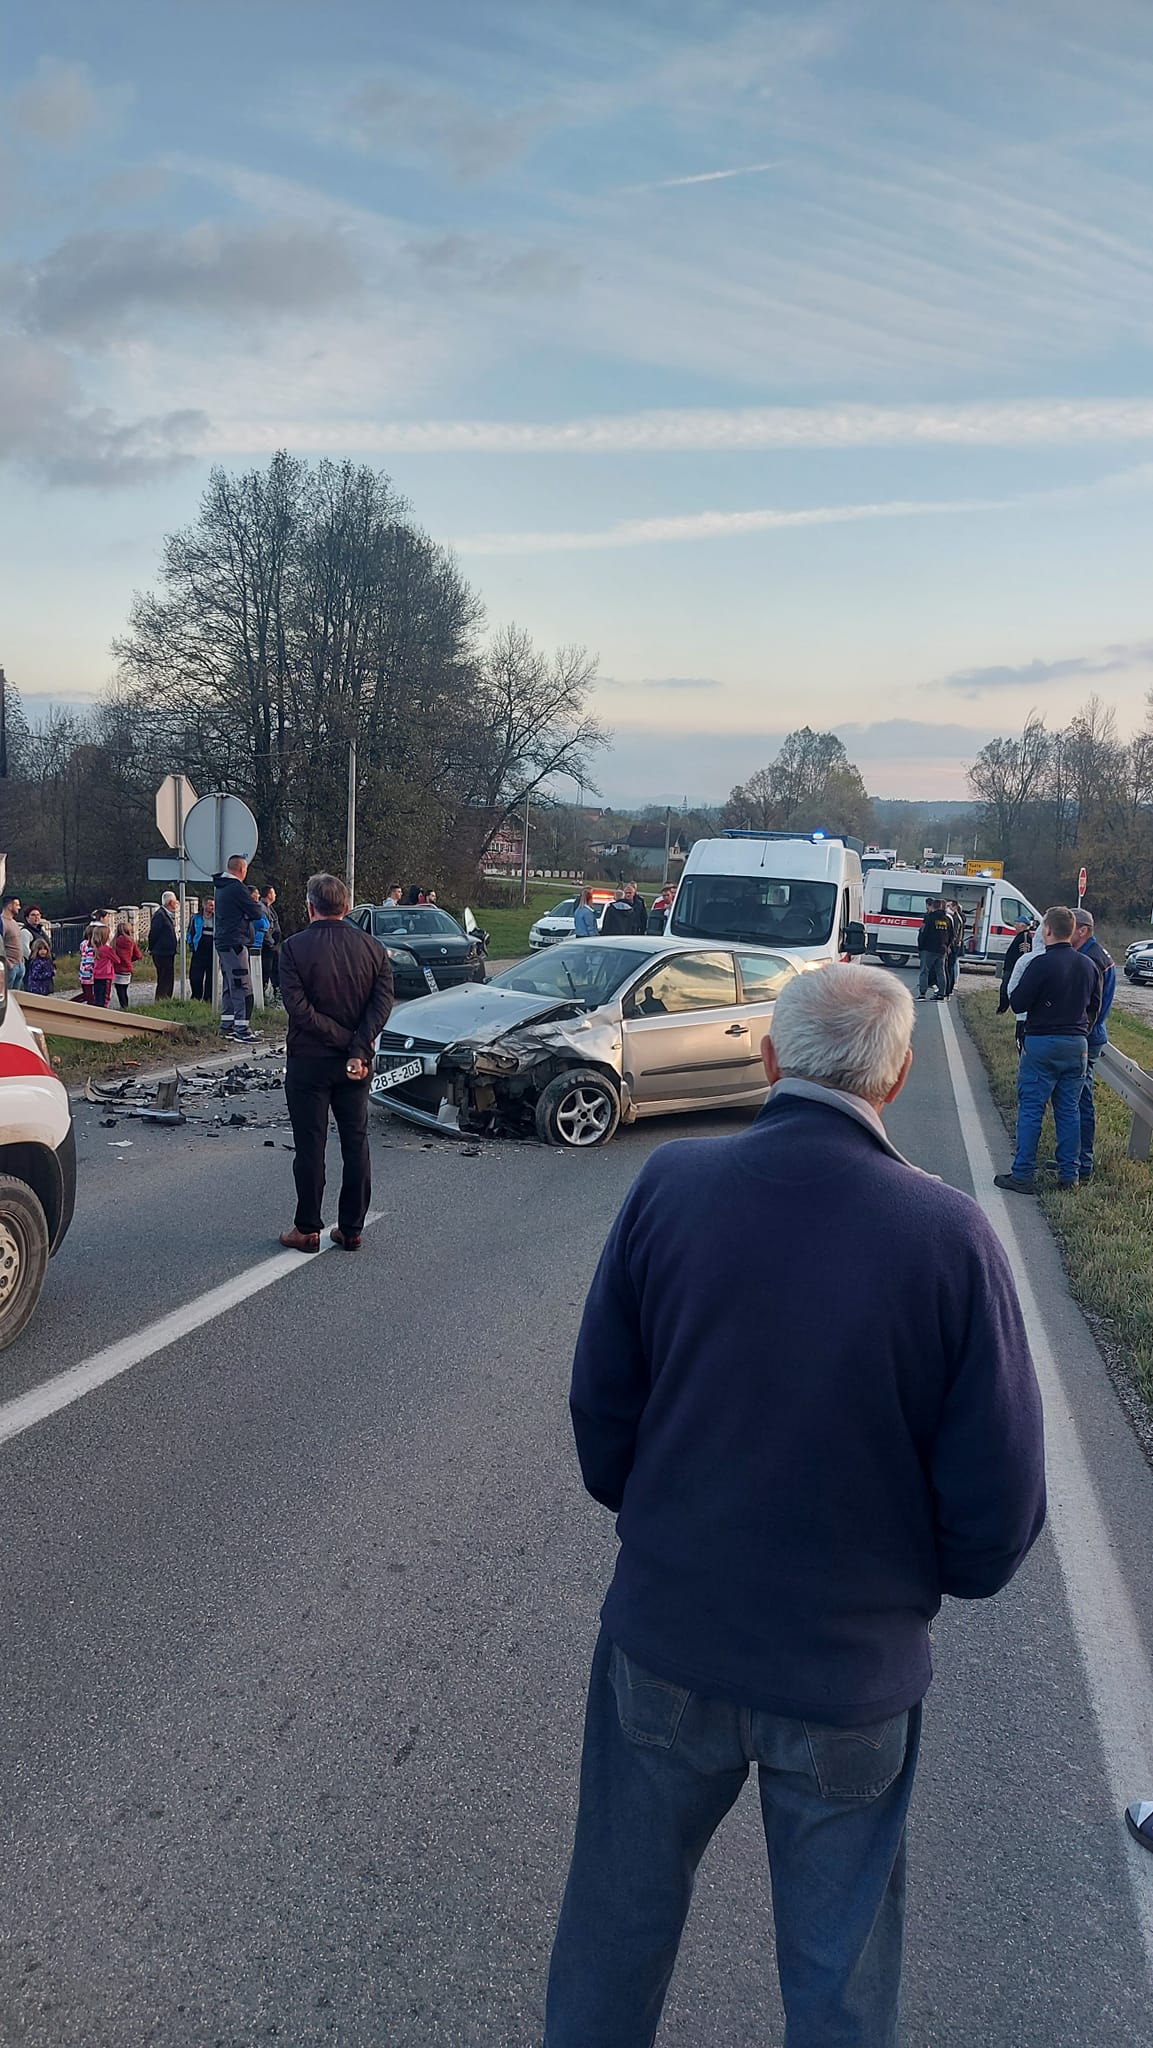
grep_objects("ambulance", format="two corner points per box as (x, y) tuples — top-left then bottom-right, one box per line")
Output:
(862, 867), (1041, 968)
(0, 959), (76, 1350)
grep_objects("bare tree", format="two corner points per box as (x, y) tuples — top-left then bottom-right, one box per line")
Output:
(458, 626), (608, 862)
(967, 712), (1051, 866)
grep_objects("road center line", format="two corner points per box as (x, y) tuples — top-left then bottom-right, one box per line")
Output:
(937, 997), (1153, 1971)
(0, 1212), (383, 1452)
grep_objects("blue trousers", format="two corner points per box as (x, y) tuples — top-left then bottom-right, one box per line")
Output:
(1012, 1033), (1087, 1182)
(545, 1633), (921, 2048)
(1079, 1044), (1102, 1176)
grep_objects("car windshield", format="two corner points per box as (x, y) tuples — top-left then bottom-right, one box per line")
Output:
(370, 908), (461, 938)
(670, 876), (838, 947)
(493, 944), (660, 1008)
(544, 899), (576, 918)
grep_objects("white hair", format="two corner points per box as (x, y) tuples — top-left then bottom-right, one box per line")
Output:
(770, 965), (914, 1101)
(162, 891), (177, 907)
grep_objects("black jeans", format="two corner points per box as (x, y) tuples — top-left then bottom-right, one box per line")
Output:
(284, 1054), (372, 1236)
(153, 954), (175, 1001)
(190, 937), (214, 1002)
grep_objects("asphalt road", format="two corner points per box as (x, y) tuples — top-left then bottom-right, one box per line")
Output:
(2, 973), (1153, 2046)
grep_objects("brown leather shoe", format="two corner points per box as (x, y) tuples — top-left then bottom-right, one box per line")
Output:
(329, 1227), (362, 1251)
(279, 1226), (320, 1253)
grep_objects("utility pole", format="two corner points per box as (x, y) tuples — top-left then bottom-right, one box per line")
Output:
(346, 739), (357, 905)
(0, 666), (7, 779)
(521, 794), (530, 905)
(662, 805), (672, 885)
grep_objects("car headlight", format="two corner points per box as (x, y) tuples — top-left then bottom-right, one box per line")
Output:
(385, 947), (418, 966)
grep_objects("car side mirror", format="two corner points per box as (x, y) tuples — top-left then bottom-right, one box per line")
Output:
(844, 921), (867, 956)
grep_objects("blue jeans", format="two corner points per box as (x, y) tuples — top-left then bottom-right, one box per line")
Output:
(1013, 1034), (1087, 1182)
(1079, 1043), (1102, 1177)
(6, 956), (25, 991)
(545, 1633), (921, 2048)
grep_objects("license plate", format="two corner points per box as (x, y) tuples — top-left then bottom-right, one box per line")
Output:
(372, 1058), (424, 1092)
(424, 966), (439, 992)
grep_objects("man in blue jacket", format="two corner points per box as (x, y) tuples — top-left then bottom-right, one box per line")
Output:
(544, 967), (1045, 2048)
(995, 904), (1100, 1194)
(212, 854), (258, 1044)
(1071, 909), (1114, 1184)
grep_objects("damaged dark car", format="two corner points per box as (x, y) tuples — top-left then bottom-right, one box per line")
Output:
(370, 938), (800, 1148)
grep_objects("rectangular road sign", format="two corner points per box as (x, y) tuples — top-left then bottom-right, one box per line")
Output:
(147, 856), (213, 885)
(964, 858), (1003, 877)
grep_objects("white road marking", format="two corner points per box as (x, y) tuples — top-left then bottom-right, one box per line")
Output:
(937, 998), (1153, 1968)
(0, 1213), (382, 1452)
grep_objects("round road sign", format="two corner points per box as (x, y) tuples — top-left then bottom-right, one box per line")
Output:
(1078, 866), (1087, 899)
(182, 793), (259, 877)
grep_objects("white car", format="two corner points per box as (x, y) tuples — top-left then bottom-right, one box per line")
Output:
(528, 895), (607, 948)
(0, 964), (76, 1348)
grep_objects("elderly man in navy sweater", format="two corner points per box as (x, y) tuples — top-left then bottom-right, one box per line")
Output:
(544, 966), (1045, 2048)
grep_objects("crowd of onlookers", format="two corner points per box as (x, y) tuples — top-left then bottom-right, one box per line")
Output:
(0, 879), (283, 1010)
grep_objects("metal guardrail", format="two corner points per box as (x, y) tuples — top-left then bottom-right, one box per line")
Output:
(1099, 1044), (1153, 1160)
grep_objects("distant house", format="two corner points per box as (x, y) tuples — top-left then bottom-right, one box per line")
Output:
(626, 824), (689, 859)
(486, 822), (525, 871)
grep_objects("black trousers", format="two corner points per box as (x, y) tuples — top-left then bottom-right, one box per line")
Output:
(284, 1054), (372, 1236)
(190, 938), (214, 1002)
(154, 954), (175, 1001)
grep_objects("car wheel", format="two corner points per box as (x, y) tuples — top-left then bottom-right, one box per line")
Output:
(534, 1069), (621, 1149)
(0, 1176), (51, 1352)
(880, 953), (907, 968)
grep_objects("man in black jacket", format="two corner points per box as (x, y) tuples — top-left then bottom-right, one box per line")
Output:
(994, 904), (1099, 1194)
(624, 881), (648, 933)
(278, 872), (393, 1253)
(915, 897), (952, 1000)
(147, 892), (179, 1001)
(213, 854), (257, 1043)
(600, 889), (633, 937)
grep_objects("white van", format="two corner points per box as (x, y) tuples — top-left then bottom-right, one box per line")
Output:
(668, 831), (866, 963)
(862, 868), (1041, 968)
(0, 964), (76, 1349)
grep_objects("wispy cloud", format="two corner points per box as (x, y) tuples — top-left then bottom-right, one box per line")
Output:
(205, 398), (1153, 457)
(625, 161), (781, 192)
(940, 641), (1153, 695)
(453, 493), (1013, 556)
(8, 58), (130, 148)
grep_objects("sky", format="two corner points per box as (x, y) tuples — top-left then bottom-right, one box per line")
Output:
(2, 0), (1153, 805)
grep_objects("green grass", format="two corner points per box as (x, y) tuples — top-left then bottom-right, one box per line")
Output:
(960, 984), (1153, 1411)
(478, 883), (586, 960)
(45, 1003), (281, 1085)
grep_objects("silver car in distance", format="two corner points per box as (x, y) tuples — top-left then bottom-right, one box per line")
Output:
(370, 937), (801, 1149)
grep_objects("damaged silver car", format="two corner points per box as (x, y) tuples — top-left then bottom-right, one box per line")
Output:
(370, 938), (800, 1148)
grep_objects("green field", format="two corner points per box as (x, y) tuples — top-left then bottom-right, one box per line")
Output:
(960, 984), (1153, 1411)
(44, 1001), (281, 1084)
(476, 882), (585, 960)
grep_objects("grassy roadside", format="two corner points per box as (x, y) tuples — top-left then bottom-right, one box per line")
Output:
(959, 983), (1153, 1411)
(44, 1002), (283, 1085)
(478, 883), (584, 958)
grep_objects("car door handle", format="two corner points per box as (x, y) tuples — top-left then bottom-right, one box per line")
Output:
(725, 1023), (747, 1035)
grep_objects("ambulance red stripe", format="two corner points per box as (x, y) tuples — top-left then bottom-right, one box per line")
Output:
(0, 1043), (52, 1079)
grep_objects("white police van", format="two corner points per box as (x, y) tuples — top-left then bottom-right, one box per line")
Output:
(667, 831), (866, 963)
(0, 961), (76, 1349)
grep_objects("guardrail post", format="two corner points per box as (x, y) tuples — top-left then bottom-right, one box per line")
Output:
(1099, 1045), (1153, 1161)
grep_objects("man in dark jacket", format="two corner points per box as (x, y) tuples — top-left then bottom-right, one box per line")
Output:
(599, 889), (633, 937)
(278, 871), (393, 1253)
(915, 896), (952, 1000)
(994, 903), (1100, 1194)
(260, 885), (282, 1002)
(213, 855), (257, 1043)
(544, 965), (1044, 2048)
(147, 892), (179, 1001)
(1071, 909), (1115, 1184)
(997, 917), (1036, 1013)
(624, 881), (648, 933)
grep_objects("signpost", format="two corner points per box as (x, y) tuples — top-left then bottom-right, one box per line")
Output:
(154, 775), (198, 999)
(182, 795), (260, 1016)
(1078, 866), (1087, 907)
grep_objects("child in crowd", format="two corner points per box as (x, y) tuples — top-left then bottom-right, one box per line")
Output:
(91, 925), (117, 1009)
(25, 937), (55, 997)
(112, 918), (142, 1010)
(78, 925), (97, 1002)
